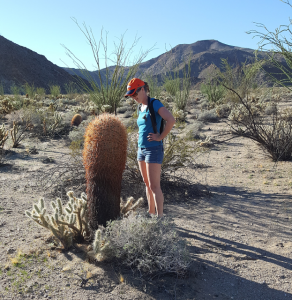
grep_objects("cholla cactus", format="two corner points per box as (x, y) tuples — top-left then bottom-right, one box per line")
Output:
(120, 197), (144, 217)
(10, 121), (33, 148)
(101, 105), (112, 113)
(197, 136), (213, 148)
(228, 103), (264, 123)
(25, 191), (89, 249)
(0, 124), (8, 149)
(48, 112), (62, 134)
(91, 229), (112, 261)
(172, 107), (186, 121)
(215, 104), (231, 118)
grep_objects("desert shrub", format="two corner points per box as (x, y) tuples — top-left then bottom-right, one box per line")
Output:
(216, 104), (232, 118)
(185, 121), (204, 140)
(200, 79), (225, 104)
(91, 213), (191, 277)
(68, 124), (86, 143)
(220, 59), (264, 104)
(64, 81), (79, 95)
(10, 84), (20, 96)
(281, 107), (292, 122)
(0, 124), (9, 149)
(0, 82), (4, 96)
(162, 55), (191, 111)
(163, 78), (180, 97)
(24, 83), (36, 99)
(220, 60), (292, 160)
(36, 87), (46, 99)
(69, 140), (83, 158)
(0, 97), (15, 114)
(10, 121), (33, 148)
(50, 85), (61, 98)
(10, 85), (23, 108)
(197, 109), (219, 123)
(265, 103), (278, 115)
(172, 107), (187, 121)
(200, 99), (209, 110)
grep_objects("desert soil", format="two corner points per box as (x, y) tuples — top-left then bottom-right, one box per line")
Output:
(0, 100), (292, 300)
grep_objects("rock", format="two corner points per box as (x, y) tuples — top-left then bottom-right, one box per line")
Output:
(6, 248), (15, 254)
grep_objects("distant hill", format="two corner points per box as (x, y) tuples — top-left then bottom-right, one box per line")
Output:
(64, 40), (274, 87)
(0, 35), (77, 94)
(0, 36), (286, 94)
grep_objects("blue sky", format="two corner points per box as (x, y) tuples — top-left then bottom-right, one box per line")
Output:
(1, 0), (291, 70)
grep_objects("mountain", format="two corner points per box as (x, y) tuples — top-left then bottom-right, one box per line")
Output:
(0, 37), (284, 94)
(64, 39), (277, 87)
(0, 35), (77, 93)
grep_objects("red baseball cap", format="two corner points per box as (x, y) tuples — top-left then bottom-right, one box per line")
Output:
(125, 78), (145, 97)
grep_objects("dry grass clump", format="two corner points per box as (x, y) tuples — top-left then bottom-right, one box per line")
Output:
(185, 121), (204, 139)
(197, 109), (219, 123)
(91, 213), (191, 278)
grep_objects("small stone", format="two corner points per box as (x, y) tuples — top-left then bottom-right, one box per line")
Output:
(6, 248), (16, 254)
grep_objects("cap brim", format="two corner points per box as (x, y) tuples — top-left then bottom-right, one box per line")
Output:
(124, 88), (136, 97)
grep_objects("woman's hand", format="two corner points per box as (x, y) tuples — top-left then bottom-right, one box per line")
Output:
(147, 132), (162, 142)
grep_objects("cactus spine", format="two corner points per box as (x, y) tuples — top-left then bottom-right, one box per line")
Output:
(83, 114), (127, 230)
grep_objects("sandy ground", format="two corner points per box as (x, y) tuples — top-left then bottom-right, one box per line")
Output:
(0, 111), (292, 299)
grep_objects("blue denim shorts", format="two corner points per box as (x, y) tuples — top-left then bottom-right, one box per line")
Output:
(137, 145), (164, 164)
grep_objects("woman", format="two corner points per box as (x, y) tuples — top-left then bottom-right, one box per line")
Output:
(125, 78), (176, 217)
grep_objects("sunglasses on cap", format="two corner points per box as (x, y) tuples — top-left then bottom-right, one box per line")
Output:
(131, 86), (143, 98)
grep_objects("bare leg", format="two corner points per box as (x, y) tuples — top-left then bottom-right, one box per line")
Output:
(146, 163), (164, 217)
(138, 161), (156, 214)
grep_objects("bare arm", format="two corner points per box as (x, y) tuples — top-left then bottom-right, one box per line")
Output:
(147, 107), (176, 142)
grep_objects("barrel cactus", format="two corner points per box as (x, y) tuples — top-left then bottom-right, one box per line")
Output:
(83, 113), (127, 230)
(71, 114), (82, 127)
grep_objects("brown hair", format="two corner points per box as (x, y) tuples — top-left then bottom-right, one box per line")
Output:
(143, 81), (150, 96)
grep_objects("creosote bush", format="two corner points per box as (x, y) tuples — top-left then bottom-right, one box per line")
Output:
(90, 213), (191, 277)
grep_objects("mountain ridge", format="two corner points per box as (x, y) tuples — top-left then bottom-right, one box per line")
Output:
(0, 36), (278, 93)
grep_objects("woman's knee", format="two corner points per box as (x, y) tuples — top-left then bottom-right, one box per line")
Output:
(148, 183), (161, 194)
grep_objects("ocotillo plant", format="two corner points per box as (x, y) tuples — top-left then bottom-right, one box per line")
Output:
(83, 113), (127, 230)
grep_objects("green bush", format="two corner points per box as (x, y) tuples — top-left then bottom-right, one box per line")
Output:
(36, 87), (46, 98)
(164, 78), (180, 97)
(50, 85), (61, 98)
(24, 83), (36, 98)
(64, 81), (79, 95)
(200, 80), (225, 103)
